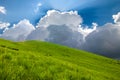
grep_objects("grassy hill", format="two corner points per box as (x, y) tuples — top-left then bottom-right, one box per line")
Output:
(0, 39), (120, 80)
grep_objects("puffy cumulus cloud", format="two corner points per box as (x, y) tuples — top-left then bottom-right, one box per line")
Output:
(46, 25), (84, 48)
(27, 27), (49, 41)
(27, 10), (86, 48)
(0, 21), (10, 29)
(0, 6), (6, 14)
(84, 12), (120, 58)
(0, 19), (35, 41)
(0, 21), (10, 34)
(78, 23), (97, 38)
(37, 10), (82, 31)
(113, 12), (120, 24)
(27, 25), (84, 49)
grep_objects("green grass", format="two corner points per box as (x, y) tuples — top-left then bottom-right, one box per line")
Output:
(0, 38), (120, 80)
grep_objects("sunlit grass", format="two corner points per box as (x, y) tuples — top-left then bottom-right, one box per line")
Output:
(0, 39), (120, 80)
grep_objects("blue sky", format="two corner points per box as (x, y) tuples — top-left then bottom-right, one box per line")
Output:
(0, 0), (120, 26)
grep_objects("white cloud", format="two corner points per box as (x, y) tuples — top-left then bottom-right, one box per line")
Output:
(37, 10), (82, 31)
(37, 3), (42, 7)
(27, 27), (49, 41)
(0, 6), (6, 14)
(34, 2), (42, 13)
(78, 22), (97, 38)
(0, 21), (10, 29)
(84, 12), (120, 58)
(0, 19), (35, 41)
(27, 10), (85, 48)
(113, 12), (120, 24)
(46, 25), (84, 48)
(27, 25), (84, 48)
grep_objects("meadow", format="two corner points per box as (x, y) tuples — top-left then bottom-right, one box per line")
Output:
(0, 39), (120, 80)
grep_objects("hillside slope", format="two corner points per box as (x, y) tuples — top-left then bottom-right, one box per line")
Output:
(0, 39), (120, 80)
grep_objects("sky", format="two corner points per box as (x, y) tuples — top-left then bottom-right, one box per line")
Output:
(0, 0), (120, 26)
(0, 0), (120, 59)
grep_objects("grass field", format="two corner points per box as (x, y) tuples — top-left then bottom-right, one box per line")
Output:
(0, 38), (120, 80)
